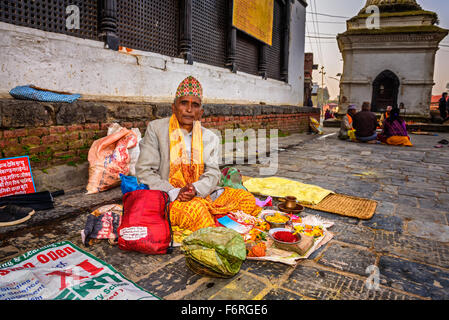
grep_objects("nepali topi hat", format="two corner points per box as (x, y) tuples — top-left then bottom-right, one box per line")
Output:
(175, 76), (203, 100)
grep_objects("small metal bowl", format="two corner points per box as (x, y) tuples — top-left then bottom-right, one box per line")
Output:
(264, 212), (291, 229)
(268, 228), (301, 245)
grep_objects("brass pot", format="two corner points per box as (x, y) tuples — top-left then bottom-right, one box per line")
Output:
(284, 196), (297, 209)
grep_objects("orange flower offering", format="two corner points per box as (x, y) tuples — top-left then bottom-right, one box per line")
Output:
(265, 212), (290, 224)
(247, 241), (267, 257)
(294, 225), (324, 238)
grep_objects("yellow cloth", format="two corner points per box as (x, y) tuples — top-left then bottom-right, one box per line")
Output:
(170, 187), (262, 232)
(385, 136), (413, 147)
(168, 114), (204, 188)
(243, 177), (334, 205)
(348, 129), (357, 141)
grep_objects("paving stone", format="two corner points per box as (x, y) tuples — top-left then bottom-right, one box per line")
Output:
(262, 288), (306, 300)
(378, 256), (449, 300)
(397, 188), (436, 199)
(331, 223), (376, 248)
(407, 220), (449, 243)
(0, 245), (20, 264)
(282, 264), (418, 300)
(382, 185), (398, 195)
(241, 260), (293, 284)
(180, 278), (229, 300)
(184, 273), (267, 300)
(437, 193), (449, 202)
(374, 231), (449, 269)
(362, 214), (403, 233)
(136, 258), (204, 299)
(404, 176), (427, 183)
(375, 201), (396, 216)
(405, 182), (443, 193)
(396, 195), (419, 208)
(418, 198), (449, 211)
(389, 177), (408, 186)
(372, 192), (400, 203)
(307, 241), (329, 260)
(395, 204), (447, 225)
(317, 243), (377, 276)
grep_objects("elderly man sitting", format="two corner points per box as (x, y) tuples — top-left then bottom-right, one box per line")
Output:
(135, 76), (261, 232)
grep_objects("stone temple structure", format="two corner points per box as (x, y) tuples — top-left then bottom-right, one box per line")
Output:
(337, 0), (448, 120)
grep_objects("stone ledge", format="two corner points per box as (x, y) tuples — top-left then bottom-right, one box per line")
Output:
(0, 98), (320, 128)
(0, 187), (122, 238)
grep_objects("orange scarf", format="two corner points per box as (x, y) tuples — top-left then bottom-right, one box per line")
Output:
(347, 114), (353, 125)
(168, 114), (204, 188)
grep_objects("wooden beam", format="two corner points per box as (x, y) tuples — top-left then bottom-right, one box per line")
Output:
(179, 0), (193, 64)
(281, 1), (291, 82)
(226, 0), (237, 73)
(99, 0), (119, 51)
(259, 44), (268, 79)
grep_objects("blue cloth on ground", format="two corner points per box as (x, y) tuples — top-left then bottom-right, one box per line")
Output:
(9, 85), (81, 103)
(120, 174), (149, 195)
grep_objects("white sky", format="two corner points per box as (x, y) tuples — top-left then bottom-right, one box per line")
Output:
(306, 0), (449, 100)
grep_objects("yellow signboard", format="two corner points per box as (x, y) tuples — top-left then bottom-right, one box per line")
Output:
(232, 0), (274, 46)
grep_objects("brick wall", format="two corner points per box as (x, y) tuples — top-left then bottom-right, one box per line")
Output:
(0, 99), (320, 170)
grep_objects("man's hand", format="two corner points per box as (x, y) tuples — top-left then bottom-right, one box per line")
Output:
(176, 183), (197, 202)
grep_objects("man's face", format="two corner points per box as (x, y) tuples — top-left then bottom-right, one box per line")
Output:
(172, 95), (203, 128)
(349, 109), (357, 116)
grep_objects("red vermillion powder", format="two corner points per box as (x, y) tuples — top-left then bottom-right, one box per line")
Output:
(273, 231), (298, 243)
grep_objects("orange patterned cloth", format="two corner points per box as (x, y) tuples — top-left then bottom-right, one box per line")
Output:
(170, 187), (262, 232)
(168, 114), (261, 232)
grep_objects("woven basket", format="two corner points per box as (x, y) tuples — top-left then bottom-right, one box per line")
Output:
(302, 193), (377, 220)
(185, 257), (237, 279)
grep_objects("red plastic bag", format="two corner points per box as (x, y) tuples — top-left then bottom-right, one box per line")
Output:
(117, 190), (173, 255)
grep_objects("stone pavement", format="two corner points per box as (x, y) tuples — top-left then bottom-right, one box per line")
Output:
(1, 128), (448, 300)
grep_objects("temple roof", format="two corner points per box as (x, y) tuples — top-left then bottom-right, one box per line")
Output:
(360, 0), (423, 13)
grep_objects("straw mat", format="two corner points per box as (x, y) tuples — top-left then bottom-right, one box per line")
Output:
(301, 193), (377, 220)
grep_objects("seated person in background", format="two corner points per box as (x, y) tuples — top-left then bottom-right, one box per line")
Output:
(135, 76), (261, 232)
(338, 104), (357, 140)
(377, 107), (413, 147)
(439, 92), (448, 121)
(379, 105), (392, 129)
(352, 102), (379, 144)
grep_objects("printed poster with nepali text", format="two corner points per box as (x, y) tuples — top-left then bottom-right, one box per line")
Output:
(0, 241), (159, 300)
(0, 156), (36, 198)
(232, 0), (274, 46)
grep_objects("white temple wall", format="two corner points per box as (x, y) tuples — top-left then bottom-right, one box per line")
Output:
(0, 20), (305, 106)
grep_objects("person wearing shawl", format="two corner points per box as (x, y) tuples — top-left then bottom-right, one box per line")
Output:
(135, 76), (261, 232)
(377, 106), (413, 147)
(338, 104), (357, 140)
(379, 105), (392, 129)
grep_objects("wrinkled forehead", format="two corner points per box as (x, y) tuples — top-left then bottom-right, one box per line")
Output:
(174, 95), (202, 106)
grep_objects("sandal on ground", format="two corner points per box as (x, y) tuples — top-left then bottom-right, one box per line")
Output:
(0, 205), (36, 227)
